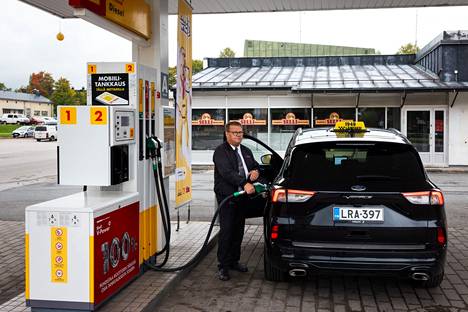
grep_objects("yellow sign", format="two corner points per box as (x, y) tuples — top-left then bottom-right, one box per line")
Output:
(125, 63), (135, 73)
(90, 107), (108, 125)
(175, 0), (193, 208)
(60, 107), (77, 125)
(105, 0), (151, 40)
(139, 79), (143, 114)
(51, 227), (67, 283)
(151, 81), (155, 115)
(334, 120), (366, 131)
(88, 64), (97, 74)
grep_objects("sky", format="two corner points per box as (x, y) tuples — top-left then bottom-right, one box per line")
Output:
(2, 0), (468, 90)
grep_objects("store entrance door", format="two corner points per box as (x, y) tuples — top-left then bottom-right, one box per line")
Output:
(402, 107), (447, 167)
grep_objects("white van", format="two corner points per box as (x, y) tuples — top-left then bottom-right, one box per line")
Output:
(34, 125), (57, 141)
(0, 113), (30, 124)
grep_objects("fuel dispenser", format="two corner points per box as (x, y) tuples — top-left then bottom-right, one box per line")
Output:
(25, 62), (165, 311)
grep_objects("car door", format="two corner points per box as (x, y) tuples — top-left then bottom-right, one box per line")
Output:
(240, 134), (284, 218)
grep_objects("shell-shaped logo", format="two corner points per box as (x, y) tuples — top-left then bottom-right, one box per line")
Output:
(243, 113), (253, 120)
(285, 112), (296, 120)
(201, 113), (212, 120)
(329, 112), (340, 120)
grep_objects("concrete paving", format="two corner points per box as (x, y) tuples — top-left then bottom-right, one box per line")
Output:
(0, 221), (219, 312)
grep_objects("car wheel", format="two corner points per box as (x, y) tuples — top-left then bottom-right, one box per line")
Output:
(50, 136), (55, 141)
(264, 245), (287, 282)
(418, 270), (444, 288)
(36, 139), (41, 142)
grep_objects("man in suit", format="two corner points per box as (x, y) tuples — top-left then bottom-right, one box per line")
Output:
(213, 121), (260, 281)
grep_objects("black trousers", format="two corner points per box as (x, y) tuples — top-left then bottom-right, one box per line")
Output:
(216, 195), (246, 269)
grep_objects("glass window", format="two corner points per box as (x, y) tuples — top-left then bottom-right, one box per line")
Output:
(287, 142), (427, 192)
(192, 109), (225, 150)
(313, 108), (355, 127)
(435, 110), (444, 153)
(406, 111), (430, 153)
(358, 107), (385, 128)
(228, 109), (268, 143)
(34, 110), (40, 116)
(270, 108), (310, 150)
(41, 111), (48, 116)
(387, 107), (401, 130)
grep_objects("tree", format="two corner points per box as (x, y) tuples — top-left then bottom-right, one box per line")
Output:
(168, 59), (204, 89)
(0, 82), (11, 91)
(50, 78), (76, 110)
(219, 47), (236, 58)
(397, 43), (420, 55)
(27, 71), (55, 98)
(72, 88), (87, 106)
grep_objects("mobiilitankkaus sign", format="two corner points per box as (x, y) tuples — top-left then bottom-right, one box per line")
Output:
(69, 0), (151, 39)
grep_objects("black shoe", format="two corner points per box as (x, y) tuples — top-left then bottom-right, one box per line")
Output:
(218, 268), (230, 281)
(230, 262), (248, 273)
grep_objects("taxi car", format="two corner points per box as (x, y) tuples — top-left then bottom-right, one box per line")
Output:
(243, 121), (447, 288)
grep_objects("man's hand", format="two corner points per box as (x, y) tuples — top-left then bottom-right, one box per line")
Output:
(249, 169), (259, 182)
(244, 183), (255, 195)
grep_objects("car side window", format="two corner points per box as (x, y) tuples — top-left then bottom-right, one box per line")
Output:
(242, 138), (272, 164)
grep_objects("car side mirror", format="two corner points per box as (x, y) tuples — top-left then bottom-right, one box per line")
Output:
(261, 154), (272, 165)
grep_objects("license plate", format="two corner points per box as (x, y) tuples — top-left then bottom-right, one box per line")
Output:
(333, 207), (384, 223)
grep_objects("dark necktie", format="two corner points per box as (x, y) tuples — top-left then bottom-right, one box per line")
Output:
(234, 147), (246, 179)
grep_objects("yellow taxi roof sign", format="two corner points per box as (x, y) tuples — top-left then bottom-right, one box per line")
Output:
(334, 120), (367, 132)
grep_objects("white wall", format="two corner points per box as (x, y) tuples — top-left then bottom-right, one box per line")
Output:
(449, 92), (468, 165)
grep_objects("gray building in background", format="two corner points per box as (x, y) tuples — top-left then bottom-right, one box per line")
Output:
(192, 31), (468, 168)
(244, 39), (376, 57)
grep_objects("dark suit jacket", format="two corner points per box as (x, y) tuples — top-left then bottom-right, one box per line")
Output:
(213, 141), (260, 200)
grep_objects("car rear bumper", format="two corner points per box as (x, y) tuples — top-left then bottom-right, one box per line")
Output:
(267, 242), (446, 277)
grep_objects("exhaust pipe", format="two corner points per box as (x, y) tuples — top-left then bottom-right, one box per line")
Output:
(289, 269), (307, 277)
(411, 272), (430, 281)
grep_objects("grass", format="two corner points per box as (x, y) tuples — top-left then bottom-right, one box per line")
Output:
(0, 124), (22, 137)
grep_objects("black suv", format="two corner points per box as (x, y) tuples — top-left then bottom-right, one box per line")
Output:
(243, 124), (447, 288)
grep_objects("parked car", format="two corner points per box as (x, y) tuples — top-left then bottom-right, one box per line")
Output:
(11, 126), (35, 138)
(42, 117), (57, 125)
(0, 113), (30, 124)
(240, 121), (447, 288)
(29, 116), (45, 125)
(34, 125), (57, 141)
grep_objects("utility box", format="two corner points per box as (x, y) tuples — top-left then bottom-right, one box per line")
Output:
(25, 191), (140, 310)
(57, 106), (136, 186)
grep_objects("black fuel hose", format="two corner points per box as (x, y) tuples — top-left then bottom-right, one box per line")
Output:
(144, 136), (268, 272)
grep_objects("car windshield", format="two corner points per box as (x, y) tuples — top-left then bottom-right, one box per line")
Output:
(16, 126), (29, 131)
(35, 126), (47, 131)
(286, 141), (428, 192)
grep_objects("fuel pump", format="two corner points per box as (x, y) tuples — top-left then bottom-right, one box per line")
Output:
(25, 62), (164, 311)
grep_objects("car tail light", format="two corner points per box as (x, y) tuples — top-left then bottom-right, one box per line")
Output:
(402, 191), (444, 205)
(437, 227), (446, 245)
(271, 225), (279, 240)
(271, 189), (316, 203)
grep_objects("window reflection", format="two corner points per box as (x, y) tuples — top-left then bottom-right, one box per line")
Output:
(192, 109), (225, 150)
(271, 108), (310, 150)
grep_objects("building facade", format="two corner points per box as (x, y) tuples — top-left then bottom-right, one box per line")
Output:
(192, 31), (468, 167)
(0, 91), (53, 117)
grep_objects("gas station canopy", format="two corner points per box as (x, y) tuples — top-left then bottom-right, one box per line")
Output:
(19, 0), (468, 17)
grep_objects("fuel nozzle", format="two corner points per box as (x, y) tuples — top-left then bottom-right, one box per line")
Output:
(234, 182), (269, 197)
(146, 136), (163, 159)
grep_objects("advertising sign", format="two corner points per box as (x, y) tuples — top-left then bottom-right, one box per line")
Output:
(69, 0), (151, 39)
(315, 112), (343, 125)
(91, 73), (129, 105)
(230, 113), (266, 126)
(94, 202), (139, 305)
(192, 113), (225, 126)
(175, 0), (193, 208)
(272, 112), (309, 126)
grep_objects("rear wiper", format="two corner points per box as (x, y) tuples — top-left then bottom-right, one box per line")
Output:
(356, 175), (400, 181)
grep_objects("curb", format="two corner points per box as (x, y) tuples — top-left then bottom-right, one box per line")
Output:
(141, 232), (219, 311)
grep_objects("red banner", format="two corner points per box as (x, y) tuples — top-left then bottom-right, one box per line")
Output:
(94, 202), (139, 305)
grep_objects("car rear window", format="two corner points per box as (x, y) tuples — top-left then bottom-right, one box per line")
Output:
(35, 126), (47, 131)
(287, 141), (429, 192)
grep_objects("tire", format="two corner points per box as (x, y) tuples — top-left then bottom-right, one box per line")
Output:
(50, 136), (55, 141)
(36, 139), (41, 142)
(418, 271), (444, 288)
(264, 245), (287, 282)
